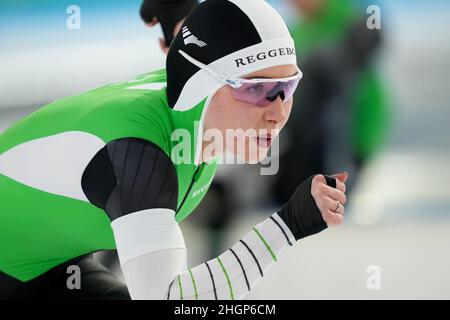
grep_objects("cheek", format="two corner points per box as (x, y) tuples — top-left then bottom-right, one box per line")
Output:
(222, 92), (263, 130)
(280, 100), (293, 128)
(232, 102), (264, 129)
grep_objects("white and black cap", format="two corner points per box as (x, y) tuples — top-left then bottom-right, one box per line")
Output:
(166, 0), (297, 110)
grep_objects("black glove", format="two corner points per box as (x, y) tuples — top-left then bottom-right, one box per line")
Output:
(277, 174), (337, 241)
(140, 0), (199, 47)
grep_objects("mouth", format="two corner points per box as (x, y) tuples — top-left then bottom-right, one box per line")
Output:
(255, 135), (273, 148)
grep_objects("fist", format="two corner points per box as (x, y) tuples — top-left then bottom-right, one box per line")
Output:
(311, 172), (348, 226)
(276, 172), (349, 241)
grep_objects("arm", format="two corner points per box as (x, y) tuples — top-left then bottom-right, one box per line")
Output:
(164, 211), (295, 300)
(82, 137), (347, 299)
(82, 137), (185, 299)
(164, 174), (344, 300)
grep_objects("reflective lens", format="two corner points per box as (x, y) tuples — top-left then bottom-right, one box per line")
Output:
(230, 78), (300, 107)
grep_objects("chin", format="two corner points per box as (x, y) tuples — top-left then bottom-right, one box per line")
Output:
(241, 148), (270, 164)
(227, 136), (272, 164)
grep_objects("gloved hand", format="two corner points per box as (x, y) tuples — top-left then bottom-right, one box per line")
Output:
(140, 0), (198, 48)
(277, 172), (348, 241)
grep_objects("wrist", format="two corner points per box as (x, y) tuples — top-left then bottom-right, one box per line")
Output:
(276, 175), (328, 241)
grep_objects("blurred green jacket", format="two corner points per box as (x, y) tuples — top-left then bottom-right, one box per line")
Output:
(290, 0), (390, 163)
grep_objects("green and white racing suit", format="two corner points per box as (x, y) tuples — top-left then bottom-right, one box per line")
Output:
(0, 66), (333, 299)
(0, 69), (217, 281)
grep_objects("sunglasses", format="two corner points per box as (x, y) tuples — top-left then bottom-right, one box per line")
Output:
(179, 50), (303, 107)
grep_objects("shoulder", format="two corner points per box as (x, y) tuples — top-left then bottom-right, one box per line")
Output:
(82, 137), (178, 220)
(78, 70), (171, 149)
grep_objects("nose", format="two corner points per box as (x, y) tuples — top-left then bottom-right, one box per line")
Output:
(263, 95), (286, 124)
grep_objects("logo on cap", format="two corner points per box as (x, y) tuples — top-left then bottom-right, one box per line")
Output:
(182, 27), (207, 47)
(234, 47), (296, 68)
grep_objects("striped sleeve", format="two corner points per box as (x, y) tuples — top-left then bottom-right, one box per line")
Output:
(167, 212), (295, 300)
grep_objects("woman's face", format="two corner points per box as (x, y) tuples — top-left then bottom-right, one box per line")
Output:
(204, 64), (298, 164)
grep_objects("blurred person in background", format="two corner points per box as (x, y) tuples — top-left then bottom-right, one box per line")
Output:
(0, 0), (349, 300)
(140, 0), (198, 53)
(272, 0), (391, 204)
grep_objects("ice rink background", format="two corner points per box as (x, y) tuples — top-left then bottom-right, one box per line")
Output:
(1, 0), (450, 299)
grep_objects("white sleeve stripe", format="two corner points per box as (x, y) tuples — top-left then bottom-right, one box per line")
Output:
(269, 215), (293, 246)
(271, 212), (296, 243)
(167, 215), (294, 300)
(167, 279), (175, 300)
(111, 208), (186, 266)
(229, 248), (251, 291)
